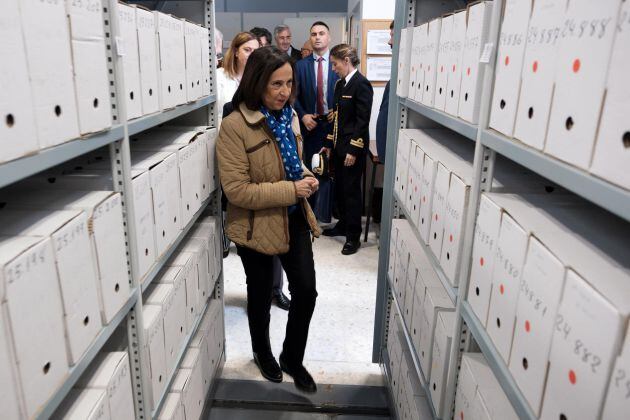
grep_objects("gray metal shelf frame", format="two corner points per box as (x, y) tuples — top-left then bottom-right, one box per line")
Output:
(2, 1), (224, 419)
(401, 98), (478, 141)
(393, 190), (458, 304)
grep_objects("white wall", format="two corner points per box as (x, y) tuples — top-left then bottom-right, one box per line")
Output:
(361, 0), (395, 20)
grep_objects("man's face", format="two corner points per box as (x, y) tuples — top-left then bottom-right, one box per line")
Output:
(388, 28), (393, 49)
(276, 29), (292, 52)
(259, 36), (270, 47)
(310, 25), (331, 53)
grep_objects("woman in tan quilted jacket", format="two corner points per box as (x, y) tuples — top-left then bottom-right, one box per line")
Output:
(216, 47), (321, 394)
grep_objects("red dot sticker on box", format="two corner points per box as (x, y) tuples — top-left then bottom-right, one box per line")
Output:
(467, 67), (471, 76)
(460, 412), (464, 420)
(500, 284), (505, 295)
(435, 214), (439, 221)
(415, 186), (418, 192)
(453, 64), (456, 73)
(569, 370), (577, 384)
(533, 60), (538, 73)
(449, 234), (453, 243)
(525, 320), (531, 333)
(505, 56), (510, 66)
(573, 59), (581, 73)
(423, 196), (426, 203)
(440, 65), (444, 73)
(480, 257), (484, 267)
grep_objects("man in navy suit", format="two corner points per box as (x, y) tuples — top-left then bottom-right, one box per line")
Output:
(294, 21), (339, 219)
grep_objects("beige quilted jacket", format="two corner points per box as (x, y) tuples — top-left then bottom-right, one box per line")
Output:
(217, 103), (321, 255)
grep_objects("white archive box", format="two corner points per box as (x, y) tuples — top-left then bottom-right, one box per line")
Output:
(590, 0), (630, 191)
(0, 0), (38, 164)
(158, 393), (184, 420)
(388, 220), (402, 281)
(509, 237), (565, 416)
(19, 0), (80, 148)
(156, 266), (188, 367)
(132, 129), (208, 221)
(403, 143), (421, 218)
(77, 352), (135, 420)
(205, 127), (218, 192)
(179, 238), (212, 307)
(392, 229), (407, 312)
(394, 129), (411, 203)
(421, 18), (442, 108)
(0, 236), (68, 418)
(118, 2), (143, 120)
(184, 21), (203, 102)
(66, 0), (112, 135)
(455, 353), (498, 420)
(433, 14), (453, 111)
(488, 0), (532, 138)
(429, 311), (455, 418)
(418, 286), (454, 379)
(544, 0), (622, 170)
(404, 247), (420, 330)
(0, 209), (101, 365)
(207, 299), (225, 372)
(602, 324), (630, 419)
(199, 25), (211, 97)
(440, 171), (471, 286)
(513, 0), (567, 150)
(409, 271), (425, 355)
(476, 193), (630, 420)
(142, 304), (167, 410)
(57, 388), (110, 420)
(396, 27), (412, 98)
(189, 331), (212, 395)
(0, 189), (129, 324)
(471, 385), (518, 420)
(0, 299), (23, 419)
(408, 25), (426, 101)
(173, 18), (188, 106)
(178, 348), (205, 420)
(136, 5), (161, 115)
(407, 144), (424, 224)
(171, 368), (203, 420)
(458, 1), (493, 124)
(189, 220), (221, 283)
(155, 12), (183, 110)
(468, 194), (502, 326)
(167, 251), (200, 332)
(444, 10), (467, 117)
(132, 151), (182, 257)
(485, 212), (529, 363)
(418, 153), (437, 243)
(428, 163), (449, 260)
(146, 284), (184, 377)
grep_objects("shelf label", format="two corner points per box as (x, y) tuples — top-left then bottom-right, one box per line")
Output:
(115, 36), (125, 57)
(479, 42), (494, 63)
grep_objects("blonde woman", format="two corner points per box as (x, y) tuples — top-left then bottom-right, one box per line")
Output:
(216, 32), (260, 120)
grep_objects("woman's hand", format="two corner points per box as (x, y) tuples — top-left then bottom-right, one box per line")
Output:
(294, 179), (314, 198)
(305, 177), (319, 192)
(344, 153), (357, 167)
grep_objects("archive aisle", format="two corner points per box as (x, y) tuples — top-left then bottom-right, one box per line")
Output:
(0, 1), (224, 419)
(375, 0), (630, 419)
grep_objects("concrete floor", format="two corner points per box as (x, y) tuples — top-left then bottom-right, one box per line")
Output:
(220, 222), (384, 387)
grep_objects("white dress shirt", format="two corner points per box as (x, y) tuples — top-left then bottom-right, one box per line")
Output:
(216, 67), (240, 123)
(313, 50), (330, 113)
(345, 68), (358, 85)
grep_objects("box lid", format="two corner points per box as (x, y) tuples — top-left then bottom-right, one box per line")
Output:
(0, 208), (84, 237)
(146, 284), (175, 306)
(170, 368), (192, 393)
(142, 304), (163, 330)
(180, 347), (200, 370)
(158, 393), (182, 420)
(56, 388), (107, 420)
(78, 351), (128, 389)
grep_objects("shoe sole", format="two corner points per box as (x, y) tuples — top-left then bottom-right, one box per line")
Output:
(279, 359), (317, 394)
(254, 358), (283, 383)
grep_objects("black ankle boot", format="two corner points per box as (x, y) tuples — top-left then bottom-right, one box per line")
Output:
(253, 352), (282, 383)
(279, 353), (317, 394)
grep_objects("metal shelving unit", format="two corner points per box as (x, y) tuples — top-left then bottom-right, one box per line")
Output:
(392, 190), (458, 304)
(140, 194), (216, 293)
(35, 288), (140, 420)
(460, 302), (536, 420)
(0, 1), (224, 419)
(128, 95), (216, 137)
(374, 0), (628, 419)
(402, 98), (478, 141)
(481, 128), (630, 223)
(0, 125), (125, 189)
(381, 350), (403, 420)
(388, 278), (439, 419)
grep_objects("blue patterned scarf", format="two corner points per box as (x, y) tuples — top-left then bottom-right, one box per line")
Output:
(260, 105), (303, 183)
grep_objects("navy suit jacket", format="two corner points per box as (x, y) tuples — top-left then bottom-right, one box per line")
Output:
(294, 54), (339, 121)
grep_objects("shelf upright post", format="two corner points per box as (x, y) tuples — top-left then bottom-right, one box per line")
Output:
(102, 0), (150, 417)
(371, 0), (415, 363)
(443, 0), (504, 417)
(205, 0), (218, 128)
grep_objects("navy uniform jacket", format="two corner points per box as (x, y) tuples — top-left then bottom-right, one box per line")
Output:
(325, 71), (374, 157)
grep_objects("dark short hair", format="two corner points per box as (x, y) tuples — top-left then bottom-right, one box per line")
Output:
(232, 46), (297, 111)
(390, 20), (394, 30)
(250, 27), (272, 44)
(310, 21), (330, 32)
